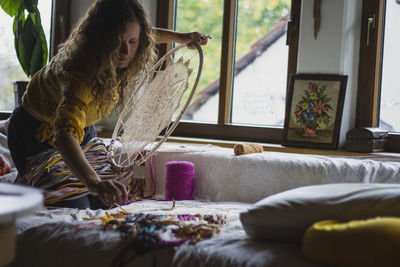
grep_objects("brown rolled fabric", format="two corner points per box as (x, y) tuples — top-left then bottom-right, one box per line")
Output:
(234, 143), (264, 156)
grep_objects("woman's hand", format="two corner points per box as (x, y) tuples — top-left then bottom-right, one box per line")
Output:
(54, 132), (128, 208)
(177, 31), (211, 48)
(86, 179), (128, 207)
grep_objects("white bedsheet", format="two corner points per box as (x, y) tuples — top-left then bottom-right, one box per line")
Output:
(12, 200), (327, 267)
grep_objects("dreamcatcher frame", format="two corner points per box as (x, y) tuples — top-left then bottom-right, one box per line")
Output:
(110, 42), (204, 173)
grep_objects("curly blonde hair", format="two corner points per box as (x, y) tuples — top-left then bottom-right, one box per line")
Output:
(53, 0), (157, 113)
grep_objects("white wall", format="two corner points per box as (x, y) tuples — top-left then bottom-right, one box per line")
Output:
(141, 0), (157, 25)
(70, 0), (94, 29)
(297, 0), (362, 148)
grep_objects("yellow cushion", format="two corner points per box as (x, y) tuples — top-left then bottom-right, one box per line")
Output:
(302, 217), (400, 266)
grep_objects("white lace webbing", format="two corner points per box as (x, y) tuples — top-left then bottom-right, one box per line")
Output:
(119, 57), (192, 161)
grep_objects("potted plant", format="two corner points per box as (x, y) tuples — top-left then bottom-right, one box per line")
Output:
(0, 0), (48, 106)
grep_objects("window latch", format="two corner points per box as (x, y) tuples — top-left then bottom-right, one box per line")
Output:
(366, 14), (376, 46)
(286, 18), (296, 46)
(58, 15), (66, 42)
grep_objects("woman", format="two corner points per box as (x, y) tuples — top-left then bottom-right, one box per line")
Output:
(7, 0), (208, 209)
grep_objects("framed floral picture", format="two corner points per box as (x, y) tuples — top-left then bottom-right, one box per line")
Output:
(282, 74), (348, 149)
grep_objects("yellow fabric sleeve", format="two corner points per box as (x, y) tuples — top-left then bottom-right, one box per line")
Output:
(53, 73), (93, 145)
(23, 64), (118, 144)
(302, 217), (400, 267)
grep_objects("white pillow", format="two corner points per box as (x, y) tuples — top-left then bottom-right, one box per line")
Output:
(240, 183), (400, 242)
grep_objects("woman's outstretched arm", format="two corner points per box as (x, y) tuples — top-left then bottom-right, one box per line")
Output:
(153, 28), (210, 46)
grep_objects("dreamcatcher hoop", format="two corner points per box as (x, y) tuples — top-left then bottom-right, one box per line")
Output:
(110, 42), (204, 173)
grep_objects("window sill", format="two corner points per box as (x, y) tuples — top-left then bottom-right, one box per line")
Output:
(97, 131), (399, 157)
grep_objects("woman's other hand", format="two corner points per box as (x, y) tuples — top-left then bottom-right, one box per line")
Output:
(154, 28), (211, 48)
(178, 31), (211, 48)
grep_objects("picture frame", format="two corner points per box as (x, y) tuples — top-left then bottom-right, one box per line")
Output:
(282, 73), (348, 150)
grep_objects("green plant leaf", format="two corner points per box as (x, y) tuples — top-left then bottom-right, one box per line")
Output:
(0, 0), (23, 16)
(38, 28), (48, 68)
(19, 15), (37, 76)
(29, 8), (48, 74)
(4, 0), (47, 78)
(16, 34), (28, 75)
(14, 9), (26, 73)
(12, 5), (47, 77)
(33, 6), (42, 28)
(24, 0), (37, 13)
(30, 37), (44, 75)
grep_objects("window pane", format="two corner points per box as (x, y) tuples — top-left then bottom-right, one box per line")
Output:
(38, 1), (52, 45)
(174, 0), (223, 123)
(231, 0), (290, 126)
(0, 1), (52, 111)
(379, 0), (400, 132)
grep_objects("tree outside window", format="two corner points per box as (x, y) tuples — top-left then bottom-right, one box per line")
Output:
(174, 0), (291, 126)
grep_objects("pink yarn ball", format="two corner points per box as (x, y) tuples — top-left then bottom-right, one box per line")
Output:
(165, 161), (195, 200)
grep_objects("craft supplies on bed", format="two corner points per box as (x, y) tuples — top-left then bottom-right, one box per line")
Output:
(81, 208), (226, 266)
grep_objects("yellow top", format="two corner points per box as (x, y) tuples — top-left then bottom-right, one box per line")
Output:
(22, 65), (118, 145)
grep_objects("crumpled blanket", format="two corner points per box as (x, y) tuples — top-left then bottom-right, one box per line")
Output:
(79, 210), (227, 266)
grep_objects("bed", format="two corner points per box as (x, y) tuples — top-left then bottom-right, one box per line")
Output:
(13, 200), (326, 267)
(2, 132), (400, 267)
